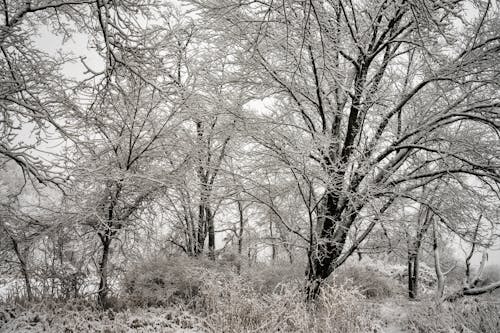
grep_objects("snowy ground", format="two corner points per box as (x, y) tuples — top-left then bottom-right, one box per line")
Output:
(0, 300), (413, 333)
(0, 305), (204, 333)
(377, 298), (411, 333)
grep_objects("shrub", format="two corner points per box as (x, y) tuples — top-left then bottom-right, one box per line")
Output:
(201, 278), (380, 333)
(451, 299), (500, 333)
(122, 255), (219, 307)
(0, 301), (203, 333)
(406, 302), (453, 333)
(407, 299), (500, 333)
(242, 262), (304, 294)
(121, 255), (380, 332)
(334, 263), (396, 299)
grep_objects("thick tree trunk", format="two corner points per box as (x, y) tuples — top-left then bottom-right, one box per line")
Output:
(305, 192), (352, 300)
(98, 237), (111, 307)
(304, 192), (394, 300)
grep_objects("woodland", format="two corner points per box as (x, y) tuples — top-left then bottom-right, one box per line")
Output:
(0, 0), (500, 332)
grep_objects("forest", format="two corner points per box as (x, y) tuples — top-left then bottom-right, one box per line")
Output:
(1, 0), (499, 332)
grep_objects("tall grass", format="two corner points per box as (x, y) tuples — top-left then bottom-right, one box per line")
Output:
(407, 299), (500, 333)
(121, 255), (380, 332)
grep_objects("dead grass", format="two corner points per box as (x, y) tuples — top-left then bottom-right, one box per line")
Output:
(407, 298), (500, 333)
(4, 256), (499, 333)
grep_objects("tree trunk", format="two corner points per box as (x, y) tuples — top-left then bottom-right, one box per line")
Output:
(305, 193), (394, 300)
(237, 200), (244, 274)
(408, 251), (419, 299)
(207, 206), (215, 260)
(196, 202), (206, 255)
(407, 205), (433, 299)
(10, 236), (33, 301)
(433, 223), (445, 301)
(269, 217), (277, 262)
(98, 236), (111, 307)
(285, 244), (294, 264)
(305, 192), (353, 300)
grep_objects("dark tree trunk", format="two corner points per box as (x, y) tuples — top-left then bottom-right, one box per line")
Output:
(207, 206), (215, 260)
(196, 202), (206, 255)
(305, 192), (354, 300)
(237, 200), (244, 274)
(269, 218), (277, 262)
(285, 243), (294, 264)
(10, 237), (33, 301)
(408, 252), (419, 299)
(98, 236), (111, 307)
(407, 205), (433, 299)
(22, 264), (33, 302)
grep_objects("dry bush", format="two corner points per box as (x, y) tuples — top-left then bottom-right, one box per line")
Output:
(121, 256), (379, 332)
(389, 262), (436, 292)
(407, 299), (500, 333)
(200, 279), (379, 333)
(334, 264), (395, 299)
(0, 300), (203, 333)
(451, 299), (500, 333)
(406, 302), (453, 333)
(122, 255), (232, 307)
(242, 262), (305, 294)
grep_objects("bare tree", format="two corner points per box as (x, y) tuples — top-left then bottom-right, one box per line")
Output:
(68, 68), (187, 305)
(192, 0), (500, 298)
(445, 214), (500, 301)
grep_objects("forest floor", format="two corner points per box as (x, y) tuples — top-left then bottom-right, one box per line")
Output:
(378, 299), (409, 333)
(0, 297), (447, 333)
(1, 294), (499, 332)
(1, 256), (499, 333)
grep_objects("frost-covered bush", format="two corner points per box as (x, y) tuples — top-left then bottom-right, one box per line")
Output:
(0, 301), (203, 333)
(407, 299), (500, 333)
(200, 278), (380, 333)
(120, 255), (379, 332)
(334, 261), (396, 299)
(122, 255), (221, 307)
(242, 262), (304, 294)
(392, 262), (436, 290)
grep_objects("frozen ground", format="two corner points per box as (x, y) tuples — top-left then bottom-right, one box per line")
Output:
(0, 305), (204, 333)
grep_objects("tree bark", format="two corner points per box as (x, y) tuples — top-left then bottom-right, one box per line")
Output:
(11, 236), (33, 301)
(98, 236), (111, 307)
(196, 201), (206, 255)
(237, 200), (244, 274)
(207, 206), (215, 260)
(305, 192), (353, 300)
(408, 252), (419, 299)
(269, 217), (277, 262)
(407, 205), (433, 299)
